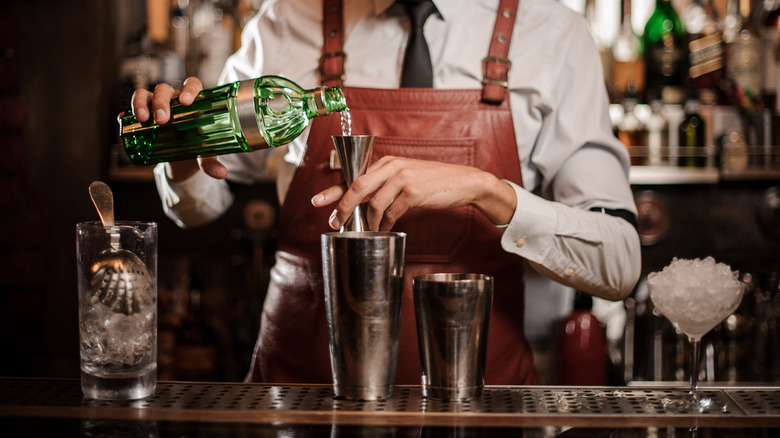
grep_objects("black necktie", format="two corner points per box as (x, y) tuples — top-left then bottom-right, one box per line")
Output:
(399, 0), (437, 87)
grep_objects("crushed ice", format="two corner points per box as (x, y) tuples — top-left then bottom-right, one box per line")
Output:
(646, 257), (744, 338)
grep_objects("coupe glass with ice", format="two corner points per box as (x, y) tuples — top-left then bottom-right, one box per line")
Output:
(76, 221), (157, 400)
(646, 257), (744, 411)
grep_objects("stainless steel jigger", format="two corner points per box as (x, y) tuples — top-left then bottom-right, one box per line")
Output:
(331, 135), (376, 232)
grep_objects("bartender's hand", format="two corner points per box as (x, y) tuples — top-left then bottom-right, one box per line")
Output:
(130, 77), (228, 181)
(311, 156), (517, 231)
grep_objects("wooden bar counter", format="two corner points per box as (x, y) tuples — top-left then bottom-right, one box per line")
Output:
(1, 377), (779, 436)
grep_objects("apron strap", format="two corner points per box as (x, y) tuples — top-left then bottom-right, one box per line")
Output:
(319, 0), (520, 100)
(320, 0), (346, 86)
(482, 0), (519, 104)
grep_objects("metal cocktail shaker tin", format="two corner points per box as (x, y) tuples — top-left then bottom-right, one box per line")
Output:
(321, 231), (406, 401)
(413, 273), (493, 401)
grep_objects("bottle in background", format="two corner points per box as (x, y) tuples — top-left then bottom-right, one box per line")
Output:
(192, 0), (236, 88)
(720, 128), (750, 172)
(118, 75), (347, 165)
(686, 0), (725, 97)
(678, 92), (708, 167)
(557, 291), (608, 386)
(613, 0), (645, 103)
(586, 0), (617, 94)
(643, 0), (688, 105)
(647, 97), (669, 166)
(726, 0), (762, 99)
(722, 0), (744, 44)
(761, 0), (780, 112)
(163, 1), (190, 88)
(618, 85), (649, 165)
(761, 0), (780, 164)
(175, 261), (220, 381)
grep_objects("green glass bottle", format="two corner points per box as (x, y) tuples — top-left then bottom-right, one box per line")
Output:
(643, 0), (688, 105)
(678, 96), (707, 168)
(119, 75), (347, 165)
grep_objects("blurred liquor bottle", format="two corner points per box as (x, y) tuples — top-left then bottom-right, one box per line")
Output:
(557, 292), (608, 386)
(747, 272), (780, 382)
(643, 0), (688, 105)
(720, 273), (752, 382)
(686, 0), (725, 97)
(762, 0), (780, 112)
(618, 85), (649, 165)
(585, 0), (616, 94)
(726, 0), (762, 100)
(723, 0), (763, 153)
(719, 128), (750, 172)
(612, 0), (645, 103)
(761, 0), (779, 164)
(175, 261), (220, 381)
(652, 304), (687, 381)
(192, 0), (236, 87)
(647, 97), (669, 166)
(678, 91), (708, 167)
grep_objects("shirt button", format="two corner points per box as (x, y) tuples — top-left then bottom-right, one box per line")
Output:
(565, 267), (575, 277)
(515, 237), (526, 248)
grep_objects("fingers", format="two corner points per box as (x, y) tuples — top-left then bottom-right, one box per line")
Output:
(130, 89), (153, 122)
(198, 157), (228, 180)
(329, 159), (403, 230)
(129, 76), (203, 124)
(311, 184), (347, 208)
(150, 83), (178, 124)
(165, 161), (200, 182)
(367, 181), (408, 231)
(179, 77), (203, 105)
(309, 156), (405, 231)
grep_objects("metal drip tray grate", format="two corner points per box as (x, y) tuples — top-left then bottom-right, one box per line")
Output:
(726, 389), (780, 415)
(2, 379), (780, 418)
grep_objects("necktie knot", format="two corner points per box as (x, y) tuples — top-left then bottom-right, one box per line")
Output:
(399, 0), (437, 87)
(403, 0), (437, 29)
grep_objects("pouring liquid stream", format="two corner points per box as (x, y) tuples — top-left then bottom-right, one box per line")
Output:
(340, 109), (352, 136)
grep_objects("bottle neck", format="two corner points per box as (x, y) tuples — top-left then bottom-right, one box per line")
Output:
(739, 0), (751, 20)
(320, 86), (348, 115)
(685, 99), (701, 114)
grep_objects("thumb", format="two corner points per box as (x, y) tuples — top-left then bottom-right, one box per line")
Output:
(198, 157), (228, 179)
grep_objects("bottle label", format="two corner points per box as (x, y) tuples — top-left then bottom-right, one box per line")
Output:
(648, 33), (685, 104)
(762, 28), (780, 93)
(728, 39), (762, 95)
(650, 37), (683, 79)
(689, 33), (724, 79)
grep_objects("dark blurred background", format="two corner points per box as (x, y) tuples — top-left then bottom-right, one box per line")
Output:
(1, 0), (278, 382)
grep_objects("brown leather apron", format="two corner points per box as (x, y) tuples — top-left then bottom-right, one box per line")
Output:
(247, 0), (538, 385)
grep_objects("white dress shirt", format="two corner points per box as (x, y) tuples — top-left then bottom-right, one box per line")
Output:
(154, 0), (641, 300)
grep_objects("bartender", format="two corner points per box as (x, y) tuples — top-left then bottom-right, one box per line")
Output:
(137, 0), (641, 385)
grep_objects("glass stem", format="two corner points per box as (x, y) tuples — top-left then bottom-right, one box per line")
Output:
(689, 338), (702, 396)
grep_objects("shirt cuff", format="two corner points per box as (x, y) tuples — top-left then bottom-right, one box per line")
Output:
(153, 163), (234, 228)
(499, 181), (558, 265)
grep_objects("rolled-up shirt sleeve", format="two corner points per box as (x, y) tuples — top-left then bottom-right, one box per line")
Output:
(501, 178), (640, 302)
(502, 12), (641, 301)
